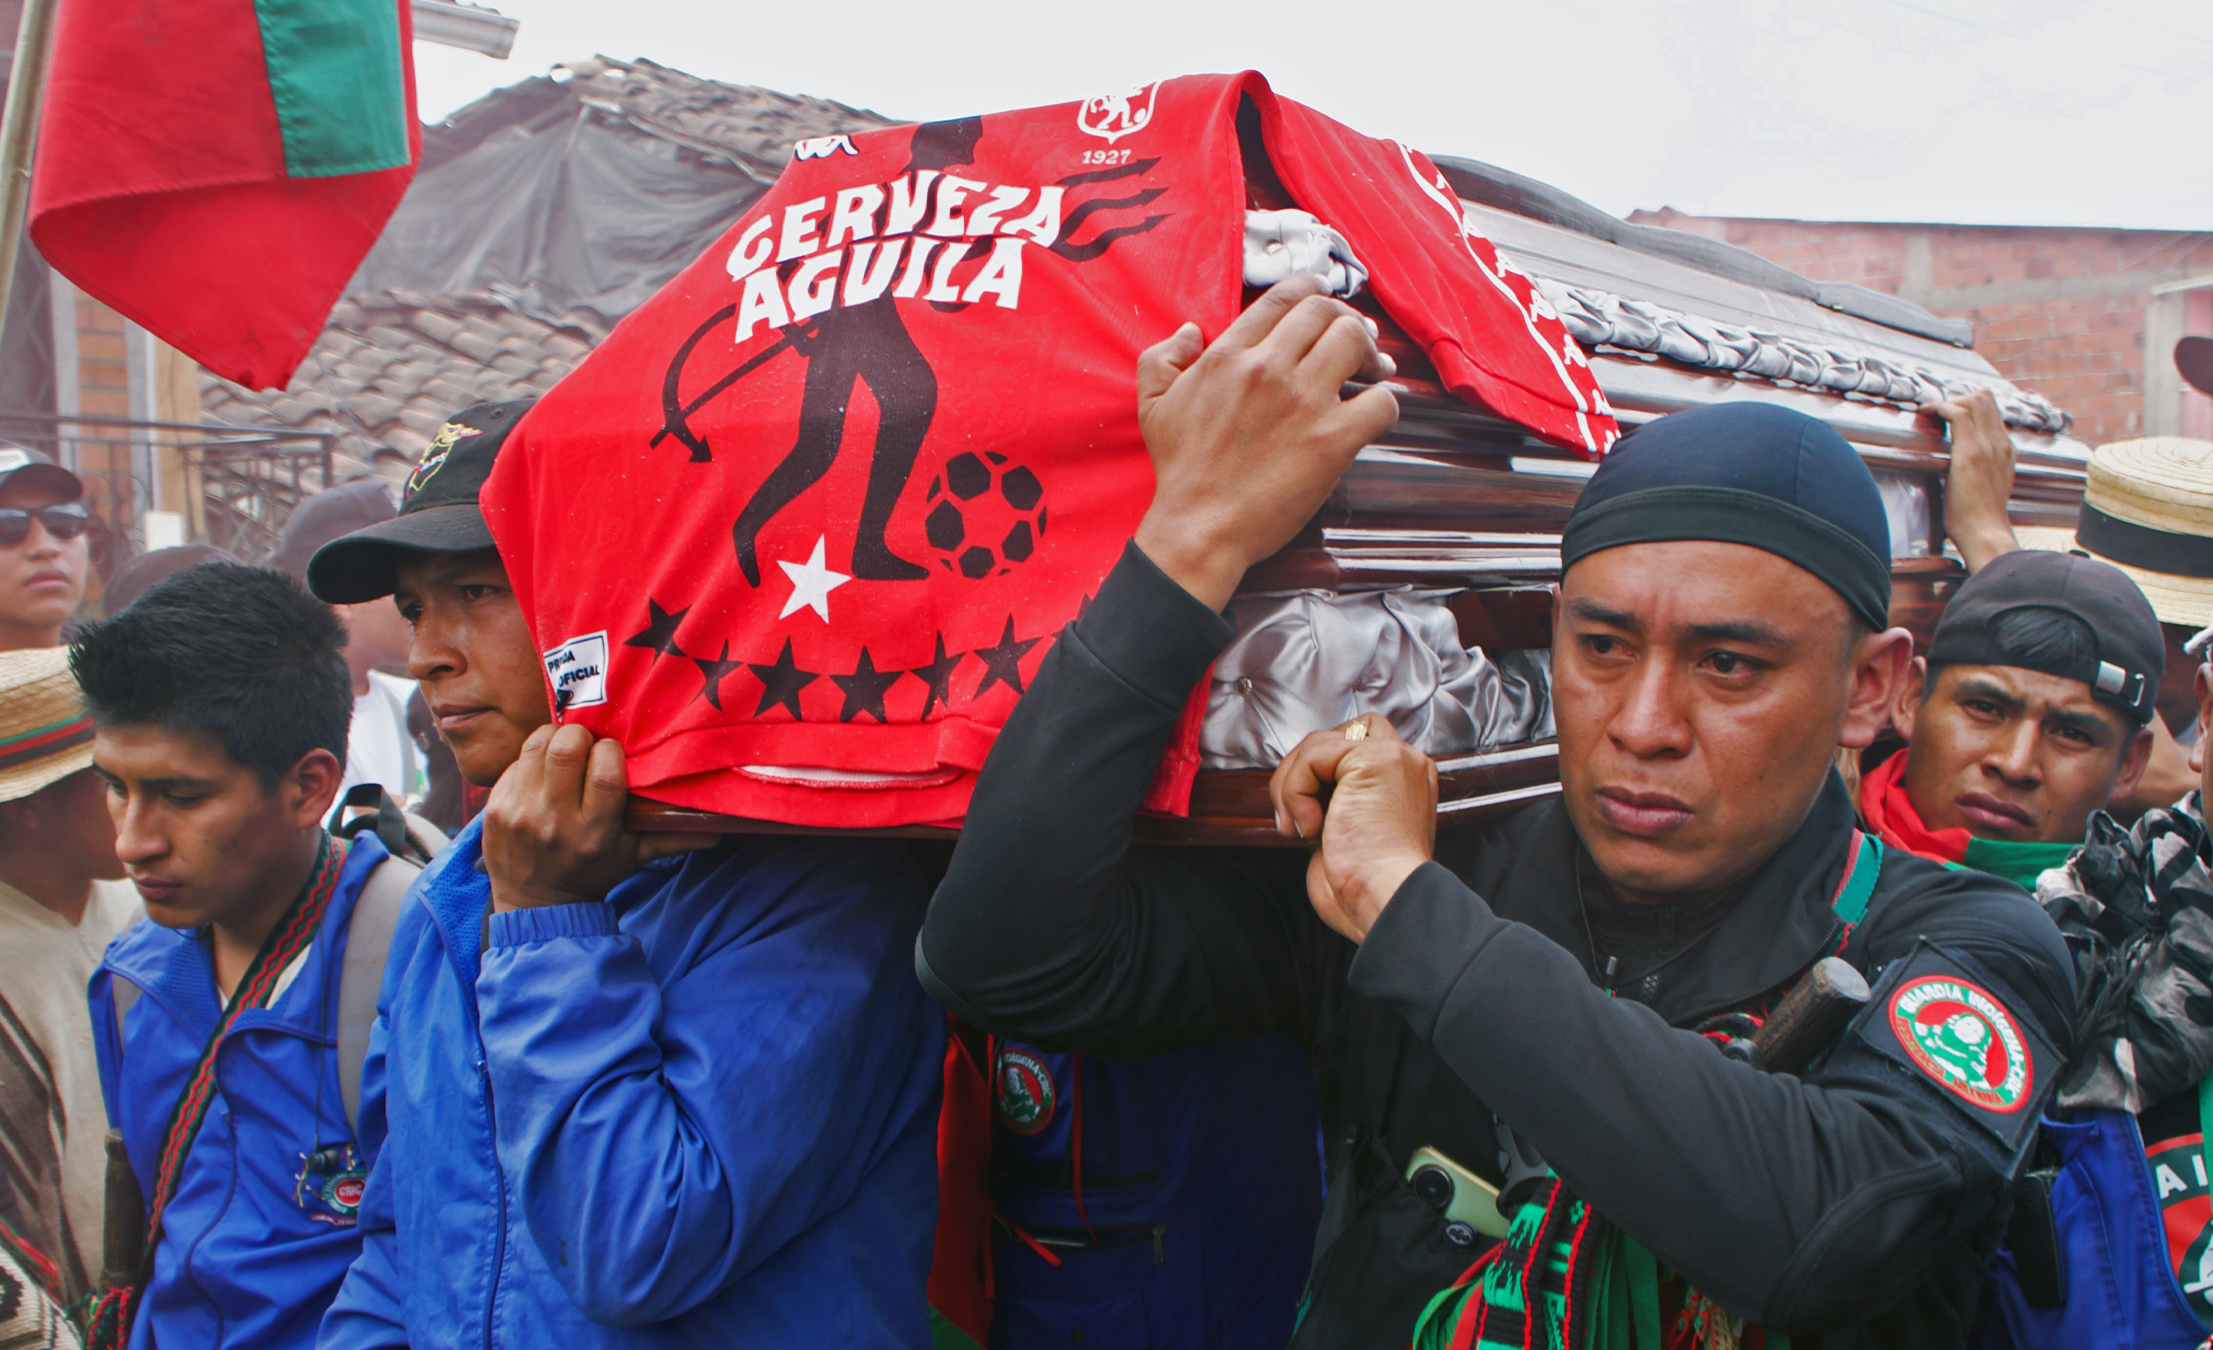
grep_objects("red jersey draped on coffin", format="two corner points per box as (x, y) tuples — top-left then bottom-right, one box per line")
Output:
(481, 70), (1617, 828)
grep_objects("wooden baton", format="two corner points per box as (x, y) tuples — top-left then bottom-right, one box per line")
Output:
(1750, 957), (1871, 1076)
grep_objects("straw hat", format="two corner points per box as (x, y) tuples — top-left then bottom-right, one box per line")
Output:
(2016, 436), (2213, 628)
(0, 647), (96, 802)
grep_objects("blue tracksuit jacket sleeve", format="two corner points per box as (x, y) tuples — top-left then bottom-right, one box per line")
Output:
(319, 1011), (408, 1349)
(476, 842), (934, 1327)
(87, 966), (126, 1131)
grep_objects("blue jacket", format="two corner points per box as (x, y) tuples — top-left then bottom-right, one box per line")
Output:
(318, 821), (944, 1350)
(1979, 1108), (2208, 1350)
(988, 1035), (1322, 1350)
(90, 833), (395, 1350)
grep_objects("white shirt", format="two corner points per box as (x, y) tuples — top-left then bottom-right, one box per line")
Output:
(342, 670), (421, 808)
(0, 876), (140, 1300)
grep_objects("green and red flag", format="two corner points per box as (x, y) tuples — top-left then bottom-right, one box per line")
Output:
(28, 0), (418, 390)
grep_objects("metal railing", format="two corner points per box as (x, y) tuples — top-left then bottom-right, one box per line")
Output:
(0, 410), (337, 564)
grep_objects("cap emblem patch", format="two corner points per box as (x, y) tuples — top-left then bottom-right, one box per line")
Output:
(406, 420), (479, 500)
(1888, 975), (2032, 1113)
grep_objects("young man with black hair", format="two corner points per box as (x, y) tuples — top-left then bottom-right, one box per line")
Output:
(307, 403), (945, 1349)
(73, 563), (424, 1350)
(919, 276), (2076, 1349)
(1858, 548), (2162, 888)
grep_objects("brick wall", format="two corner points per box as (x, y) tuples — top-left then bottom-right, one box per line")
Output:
(67, 293), (142, 546)
(1630, 210), (2213, 447)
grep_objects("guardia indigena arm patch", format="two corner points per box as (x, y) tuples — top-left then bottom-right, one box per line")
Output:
(1831, 941), (2060, 1168)
(1888, 974), (2033, 1113)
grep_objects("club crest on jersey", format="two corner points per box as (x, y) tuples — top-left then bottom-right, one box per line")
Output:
(1078, 83), (1159, 143)
(993, 1046), (1056, 1135)
(406, 420), (477, 499)
(295, 1144), (367, 1226)
(1888, 975), (2032, 1113)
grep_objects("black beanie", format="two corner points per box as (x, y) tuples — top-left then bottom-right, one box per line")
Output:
(1560, 403), (1893, 632)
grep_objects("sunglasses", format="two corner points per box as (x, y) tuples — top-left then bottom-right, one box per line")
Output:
(0, 503), (91, 547)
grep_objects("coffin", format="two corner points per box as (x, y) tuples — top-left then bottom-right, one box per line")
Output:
(631, 156), (2088, 844)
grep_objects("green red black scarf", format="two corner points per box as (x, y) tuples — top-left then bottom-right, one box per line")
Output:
(75, 835), (346, 1349)
(1409, 1180), (1786, 1350)
(1857, 751), (2076, 891)
(1408, 834), (1885, 1350)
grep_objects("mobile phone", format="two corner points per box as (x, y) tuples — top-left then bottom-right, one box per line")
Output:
(1404, 1145), (1511, 1239)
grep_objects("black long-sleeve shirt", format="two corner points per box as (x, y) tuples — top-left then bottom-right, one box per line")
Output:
(920, 545), (2077, 1350)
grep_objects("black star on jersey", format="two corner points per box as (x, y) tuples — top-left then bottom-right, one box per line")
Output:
(972, 616), (1041, 700)
(690, 640), (742, 711)
(624, 598), (688, 658)
(832, 648), (905, 724)
(748, 638), (818, 720)
(910, 633), (965, 719)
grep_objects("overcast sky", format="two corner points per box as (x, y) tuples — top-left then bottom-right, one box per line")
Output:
(412, 0), (2208, 232)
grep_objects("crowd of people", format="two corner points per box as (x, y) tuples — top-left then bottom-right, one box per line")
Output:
(0, 273), (2208, 1350)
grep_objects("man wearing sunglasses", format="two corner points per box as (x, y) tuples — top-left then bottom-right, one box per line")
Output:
(0, 445), (92, 650)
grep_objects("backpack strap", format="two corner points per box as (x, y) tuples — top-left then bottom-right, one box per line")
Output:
(330, 783), (410, 861)
(329, 784), (447, 867)
(400, 810), (449, 864)
(338, 854), (421, 1135)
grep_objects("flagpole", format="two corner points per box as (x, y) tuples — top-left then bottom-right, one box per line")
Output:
(0, 0), (57, 352)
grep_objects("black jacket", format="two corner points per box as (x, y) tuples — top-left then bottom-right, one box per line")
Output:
(919, 546), (2077, 1350)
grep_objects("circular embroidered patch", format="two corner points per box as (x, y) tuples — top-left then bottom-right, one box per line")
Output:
(323, 1169), (367, 1217)
(993, 1047), (1056, 1136)
(1888, 975), (2032, 1113)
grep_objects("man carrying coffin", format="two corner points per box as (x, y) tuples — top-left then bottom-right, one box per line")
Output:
(307, 403), (946, 1349)
(918, 276), (2077, 1349)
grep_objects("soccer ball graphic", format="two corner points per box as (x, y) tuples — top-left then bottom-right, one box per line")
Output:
(923, 451), (1046, 579)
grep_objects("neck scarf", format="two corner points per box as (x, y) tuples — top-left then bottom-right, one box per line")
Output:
(1857, 751), (2077, 890)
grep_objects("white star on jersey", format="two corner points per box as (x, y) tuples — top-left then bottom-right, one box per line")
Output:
(777, 536), (851, 622)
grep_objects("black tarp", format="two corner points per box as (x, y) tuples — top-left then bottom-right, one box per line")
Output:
(348, 100), (766, 329)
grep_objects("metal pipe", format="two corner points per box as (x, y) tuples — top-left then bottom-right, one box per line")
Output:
(0, 0), (56, 353)
(411, 0), (516, 59)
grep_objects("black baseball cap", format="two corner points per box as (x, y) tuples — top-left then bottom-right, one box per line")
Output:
(1928, 549), (2164, 723)
(306, 400), (533, 604)
(0, 443), (83, 501)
